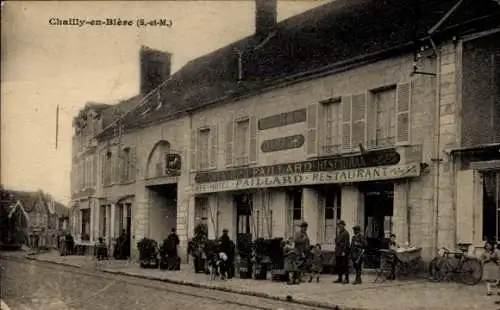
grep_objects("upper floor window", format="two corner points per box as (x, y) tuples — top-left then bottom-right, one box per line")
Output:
(371, 87), (397, 148)
(235, 118), (250, 165)
(122, 148), (131, 182)
(104, 152), (112, 186)
(198, 128), (211, 170)
(323, 98), (342, 154)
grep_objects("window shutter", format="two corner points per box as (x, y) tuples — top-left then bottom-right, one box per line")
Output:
(306, 103), (318, 157)
(351, 92), (367, 151)
(130, 147), (136, 181)
(318, 103), (327, 155)
(396, 82), (411, 145)
(100, 153), (105, 186)
(341, 96), (353, 152)
(92, 156), (97, 186)
(210, 125), (218, 169)
(225, 121), (234, 167)
(249, 116), (258, 163)
(190, 129), (197, 171)
(456, 170), (482, 244)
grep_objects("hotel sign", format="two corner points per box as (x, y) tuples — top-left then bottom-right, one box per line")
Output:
(195, 149), (400, 183)
(194, 163), (421, 194)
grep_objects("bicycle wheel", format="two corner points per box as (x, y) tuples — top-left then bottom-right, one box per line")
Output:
(437, 258), (454, 282)
(459, 257), (482, 285)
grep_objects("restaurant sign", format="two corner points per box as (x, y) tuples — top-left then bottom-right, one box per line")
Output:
(194, 162), (421, 194)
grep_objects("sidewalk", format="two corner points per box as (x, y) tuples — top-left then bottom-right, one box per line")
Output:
(21, 251), (495, 310)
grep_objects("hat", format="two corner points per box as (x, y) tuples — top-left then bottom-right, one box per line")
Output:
(222, 228), (228, 233)
(338, 220), (346, 226)
(300, 221), (308, 227)
(353, 225), (361, 232)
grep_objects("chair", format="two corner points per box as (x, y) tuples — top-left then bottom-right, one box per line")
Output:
(374, 249), (396, 283)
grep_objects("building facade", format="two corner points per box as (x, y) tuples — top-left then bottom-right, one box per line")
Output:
(74, 0), (500, 261)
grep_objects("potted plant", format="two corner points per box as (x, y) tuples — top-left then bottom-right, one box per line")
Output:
(137, 238), (159, 269)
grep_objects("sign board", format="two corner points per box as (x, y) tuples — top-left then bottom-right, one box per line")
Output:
(261, 134), (305, 153)
(194, 162), (421, 194)
(195, 148), (400, 183)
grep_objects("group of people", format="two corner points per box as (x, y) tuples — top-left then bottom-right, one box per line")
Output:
(284, 220), (368, 285)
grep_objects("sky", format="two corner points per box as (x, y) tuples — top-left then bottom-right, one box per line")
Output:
(1, 1), (326, 205)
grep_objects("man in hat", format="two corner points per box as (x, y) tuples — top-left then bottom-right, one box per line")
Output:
(218, 228), (235, 278)
(293, 221), (311, 283)
(334, 220), (350, 284)
(350, 225), (367, 284)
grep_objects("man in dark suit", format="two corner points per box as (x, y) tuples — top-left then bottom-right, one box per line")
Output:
(334, 220), (350, 284)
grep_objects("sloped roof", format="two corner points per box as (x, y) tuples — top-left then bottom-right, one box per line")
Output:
(100, 0), (500, 136)
(1, 189), (68, 216)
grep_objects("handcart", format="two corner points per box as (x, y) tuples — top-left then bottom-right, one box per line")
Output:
(394, 247), (423, 277)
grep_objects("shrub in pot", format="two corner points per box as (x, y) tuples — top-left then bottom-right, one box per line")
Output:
(137, 238), (159, 269)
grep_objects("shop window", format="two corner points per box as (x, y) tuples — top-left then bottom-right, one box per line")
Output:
(81, 209), (91, 241)
(287, 190), (302, 237)
(483, 171), (500, 243)
(324, 187), (341, 243)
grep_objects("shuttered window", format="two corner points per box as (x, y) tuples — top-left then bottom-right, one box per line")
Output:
(209, 125), (218, 169)
(198, 128), (211, 170)
(235, 118), (250, 165)
(396, 82), (411, 145)
(456, 170), (482, 244)
(323, 99), (341, 154)
(351, 92), (367, 151)
(370, 86), (397, 148)
(341, 96), (352, 152)
(306, 104), (318, 156)
(190, 130), (197, 171)
(225, 121), (234, 167)
(130, 147), (136, 181)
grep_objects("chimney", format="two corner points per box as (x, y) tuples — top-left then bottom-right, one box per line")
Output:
(140, 46), (172, 96)
(255, 0), (277, 38)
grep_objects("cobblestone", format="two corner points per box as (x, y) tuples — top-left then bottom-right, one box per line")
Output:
(22, 251), (497, 309)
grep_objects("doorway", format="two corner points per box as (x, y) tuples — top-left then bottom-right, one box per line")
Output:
(126, 204), (132, 258)
(360, 181), (394, 268)
(235, 194), (253, 245)
(146, 184), (178, 243)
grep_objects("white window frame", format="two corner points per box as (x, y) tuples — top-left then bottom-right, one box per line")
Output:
(371, 86), (397, 148)
(323, 99), (342, 154)
(234, 117), (250, 166)
(197, 127), (211, 171)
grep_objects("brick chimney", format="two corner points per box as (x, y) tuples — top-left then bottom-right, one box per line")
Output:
(140, 46), (172, 96)
(255, 0), (277, 38)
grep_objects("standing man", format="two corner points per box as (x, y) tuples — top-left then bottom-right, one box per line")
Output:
(334, 220), (350, 284)
(218, 228), (236, 278)
(350, 225), (367, 284)
(294, 221), (311, 283)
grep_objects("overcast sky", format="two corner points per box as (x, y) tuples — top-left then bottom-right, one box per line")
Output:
(1, 1), (326, 205)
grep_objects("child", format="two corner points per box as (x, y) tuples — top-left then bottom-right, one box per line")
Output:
(308, 244), (323, 283)
(481, 241), (500, 296)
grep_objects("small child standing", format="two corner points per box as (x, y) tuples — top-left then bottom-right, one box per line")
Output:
(308, 244), (323, 283)
(481, 241), (500, 296)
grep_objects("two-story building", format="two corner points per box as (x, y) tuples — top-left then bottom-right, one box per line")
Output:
(85, 0), (500, 262)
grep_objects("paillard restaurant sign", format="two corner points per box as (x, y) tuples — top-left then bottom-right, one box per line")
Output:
(193, 149), (421, 194)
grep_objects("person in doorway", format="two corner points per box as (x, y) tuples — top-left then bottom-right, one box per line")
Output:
(294, 221), (311, 282)
(389, 234), (399, 250)
(166, 228), (180, 270)
(218, 228), (235, 279)
(334, 220), (350, 284)
(350, 225), (368, 285)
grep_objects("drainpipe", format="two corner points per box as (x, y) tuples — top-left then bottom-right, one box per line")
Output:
(433, 49), (442, 254)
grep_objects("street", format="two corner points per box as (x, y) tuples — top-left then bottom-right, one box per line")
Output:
(0, 257), (324, 310)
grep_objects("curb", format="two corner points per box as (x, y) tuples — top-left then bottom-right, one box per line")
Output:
(101, 269), (363, 310)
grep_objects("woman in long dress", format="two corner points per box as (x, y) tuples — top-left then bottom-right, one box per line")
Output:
(481, 241), (500, 296)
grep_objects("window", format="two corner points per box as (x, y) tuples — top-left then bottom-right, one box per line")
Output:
(287, 190), (302, 238)
(483, 171), (500, 243)
(104, 152), (112, 186)
(371, 87), (397, 147)
(195, 197), (209, 223)
(324, 187), (341, 243)
(81, 209), (91, 241)
(323, 99), (342, 154)
(235, 118), (250, 165)
(122, 148), (131, 182)
(198, 128), (211, 170)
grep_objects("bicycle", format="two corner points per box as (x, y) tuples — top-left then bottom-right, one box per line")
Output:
(428, 247), (482, 285)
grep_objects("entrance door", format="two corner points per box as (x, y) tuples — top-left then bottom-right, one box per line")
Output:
(235, 194), (252, 245)
(361, 182), (394, 268)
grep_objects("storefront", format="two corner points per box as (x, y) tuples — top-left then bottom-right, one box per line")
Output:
(193, 148), (422, 260)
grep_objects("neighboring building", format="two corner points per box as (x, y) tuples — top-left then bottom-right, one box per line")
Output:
(79, 0), (500, 262)
(0, 189), (69, 248)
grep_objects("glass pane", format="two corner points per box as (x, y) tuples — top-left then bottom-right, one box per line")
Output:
(325, 207), (334, 219)
(483, 171), (497, 242)
(293, 208), (302, 220)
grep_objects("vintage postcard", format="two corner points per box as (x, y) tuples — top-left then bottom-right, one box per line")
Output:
(1, 1), (500, 309)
